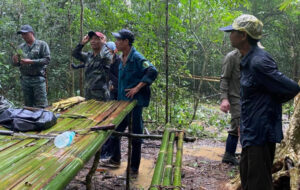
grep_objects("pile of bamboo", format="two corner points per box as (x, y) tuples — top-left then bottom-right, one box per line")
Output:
(0, 99), (136, 189)
(150, 129), (184, 190)
(51, 96), (85, 112)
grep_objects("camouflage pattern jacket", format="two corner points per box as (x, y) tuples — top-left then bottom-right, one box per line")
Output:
(13, 40), (50, 77)
(72, 44), (112, 100)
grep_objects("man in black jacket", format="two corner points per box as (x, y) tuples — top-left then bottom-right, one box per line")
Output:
(220, 14), (300, 190)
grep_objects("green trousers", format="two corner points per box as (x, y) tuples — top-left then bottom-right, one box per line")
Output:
(21, 76), (48, 108)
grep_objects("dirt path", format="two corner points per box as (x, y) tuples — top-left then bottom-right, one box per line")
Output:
(66, 138), (239, 190)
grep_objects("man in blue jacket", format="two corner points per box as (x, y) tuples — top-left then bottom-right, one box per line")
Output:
(220, 14), (300, 190)
(104, 29), (157, 176)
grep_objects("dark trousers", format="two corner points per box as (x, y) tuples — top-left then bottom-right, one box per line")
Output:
(240, 143), (276, 190)
(110, 106), (143, 171)
(225, 134), (239, 154)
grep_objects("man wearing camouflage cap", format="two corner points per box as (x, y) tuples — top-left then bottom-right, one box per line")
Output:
(220, 14), (300, 189)
(12, 25), (50, 108)
(72, 31), (112, 100)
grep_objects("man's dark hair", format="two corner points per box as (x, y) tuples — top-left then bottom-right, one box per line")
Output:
(247, 35), (259, 46)
(112, 29), (135, 46)
(237, 31), (259, 46)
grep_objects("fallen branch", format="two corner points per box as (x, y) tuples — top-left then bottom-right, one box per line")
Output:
(112, 131), (196, 142)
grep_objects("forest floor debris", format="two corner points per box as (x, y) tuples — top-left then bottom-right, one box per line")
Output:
(66, 137), (239, 190)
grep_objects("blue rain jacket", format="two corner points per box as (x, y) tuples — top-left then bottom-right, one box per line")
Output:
(240, 45), (300, 148)
(118, 47), (157, 107)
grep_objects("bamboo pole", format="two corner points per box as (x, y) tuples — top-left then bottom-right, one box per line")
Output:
(112, 131), (196, 142)
(0, 139), (20, 151)
(26, 138), (92, 189)
(173, 132), (184, 189)
(150, 128), (170, 190)
(12, 131), (99, 189)
(0, 139), (49, 171)
(43, 101), (136, 189)
(162, 132), (175, 186)
(0, 139), (34, 160)
(126, 111), (133, 190)
(0, 101), (136, 189)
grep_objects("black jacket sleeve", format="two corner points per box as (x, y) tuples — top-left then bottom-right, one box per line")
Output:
(252, 55), (300, 103)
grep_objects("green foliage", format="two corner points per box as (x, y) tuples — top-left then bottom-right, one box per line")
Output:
(0, 0), (298, 133)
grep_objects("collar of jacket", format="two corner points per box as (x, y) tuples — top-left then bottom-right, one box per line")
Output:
(124, 46), (136, 64)
(240, 44), (258, 68)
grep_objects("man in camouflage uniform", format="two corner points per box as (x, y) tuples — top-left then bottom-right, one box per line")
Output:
(12, 25), (50, 108)
(220, 49), (241, 165)
(72, 31), (112, 100)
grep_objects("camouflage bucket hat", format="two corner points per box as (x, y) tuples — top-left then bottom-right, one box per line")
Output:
(220, 14), (263, 40)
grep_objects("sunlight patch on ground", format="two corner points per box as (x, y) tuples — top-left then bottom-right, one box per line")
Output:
(107, 158), (155, 189)
(183, 145), (225, 161)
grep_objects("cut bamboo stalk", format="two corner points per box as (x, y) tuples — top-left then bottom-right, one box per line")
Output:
(173, 131), (184, 189)
(0, 139), (20, 151)
(43, 101), (136, 189)
(0, 139), (49, 171)
(163, 132), (175, 186)
(12, 134), (93, 189)
(0, 139), (34, 159)
(150, 128), (170, 190)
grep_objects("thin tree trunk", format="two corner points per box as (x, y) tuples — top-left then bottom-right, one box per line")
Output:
(165, 0), (169, 124)
(68, 0), (74, 97)
(190, 31), (208, 123)
(79, 0), (84, 97)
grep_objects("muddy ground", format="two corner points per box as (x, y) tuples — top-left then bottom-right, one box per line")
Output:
(66, 135), (239, 190)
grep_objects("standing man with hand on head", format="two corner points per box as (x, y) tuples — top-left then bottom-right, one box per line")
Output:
(12, 25), (50, 108)
(72, 31), (112, 101)
(220, 14), (300, 190)
(220, 49), (241, 165)
(104, 29), (157, 176)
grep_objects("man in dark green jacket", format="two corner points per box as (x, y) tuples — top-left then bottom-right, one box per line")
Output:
(12, 25), (50, 108)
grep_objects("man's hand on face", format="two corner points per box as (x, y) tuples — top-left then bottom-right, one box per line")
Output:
(81, 35), (90, 45)
(20, 58), (33, 65)
(220, 98), (230, 113)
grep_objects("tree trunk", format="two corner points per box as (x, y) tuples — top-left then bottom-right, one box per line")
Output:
(79, 0), (84, 97)
(272, 85), (300, 190)
(164, 0), (169, 124)
(68, 0), (74, 97)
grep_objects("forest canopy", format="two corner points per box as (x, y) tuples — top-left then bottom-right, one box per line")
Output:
(0, 0), (299, 128)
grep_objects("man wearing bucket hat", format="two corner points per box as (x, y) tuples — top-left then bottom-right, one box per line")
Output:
(12, 25), (50, 108)
(220, 14), (300, 189)
(101, 29), (157, 176)
(72, 31), (112, 100)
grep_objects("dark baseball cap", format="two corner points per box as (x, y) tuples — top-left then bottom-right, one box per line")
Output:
(112, 29), (134, 43)
(17, 25), (34, 34)
(88, 31), (105, 38)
